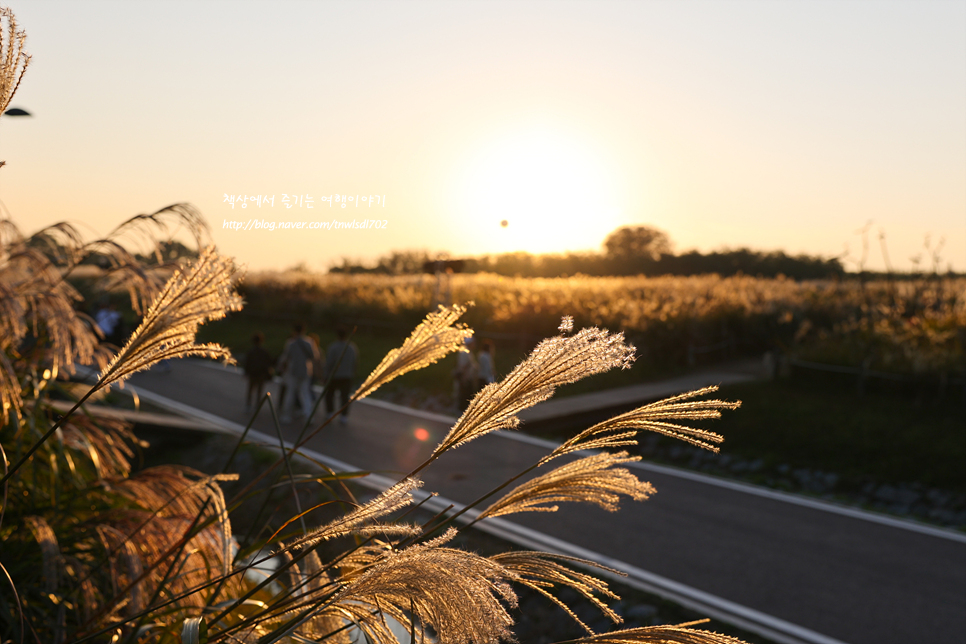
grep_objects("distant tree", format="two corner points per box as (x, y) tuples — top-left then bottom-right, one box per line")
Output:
(376, 250), (435, 274)
(132, 239), (200, 265)
(603, 225), (672, 261)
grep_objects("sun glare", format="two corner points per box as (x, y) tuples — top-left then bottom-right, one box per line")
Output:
(456, 129), (623, 256)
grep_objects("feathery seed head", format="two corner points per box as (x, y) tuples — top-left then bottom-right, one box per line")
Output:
(328, 528), (518, 644)
(433, 325), (635, 457)
(493, 551), (623, 635)
(479, 451), (654, 519)
(545, 386), (740, 463)
(0, 7), (30, 119)
(290, 477), (423, 549)
(96, 246), (242, 389)
(565, 622), (750, 644)
(354, 304), (473, 401)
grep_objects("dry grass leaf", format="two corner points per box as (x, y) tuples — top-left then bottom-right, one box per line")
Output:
(25, 515), (62, 594)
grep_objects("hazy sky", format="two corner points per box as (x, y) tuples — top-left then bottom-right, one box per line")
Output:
(3, 0), (964, 272)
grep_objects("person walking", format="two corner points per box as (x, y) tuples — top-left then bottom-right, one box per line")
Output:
(477, 339), (496, 389)
(324, 326), (358, 425)
(94, 299), (123, 346)
(453, 337), (478, 411)
(243, 332), (274, 412)
(278, 323), (320, 423)
(307, 332), (326, 386)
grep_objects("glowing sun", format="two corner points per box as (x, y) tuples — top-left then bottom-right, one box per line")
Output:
(457, 129), (622, 255)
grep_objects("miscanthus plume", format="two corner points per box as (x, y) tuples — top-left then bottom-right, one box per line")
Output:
(97, 246), (242, 390)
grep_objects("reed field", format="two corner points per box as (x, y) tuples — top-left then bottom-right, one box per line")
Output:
(239, 269), (966, 379)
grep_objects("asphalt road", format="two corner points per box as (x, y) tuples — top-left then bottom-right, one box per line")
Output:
(126, 360), (966, 644)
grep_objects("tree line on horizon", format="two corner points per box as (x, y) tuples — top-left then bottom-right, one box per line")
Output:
(330, 225), (848, 280)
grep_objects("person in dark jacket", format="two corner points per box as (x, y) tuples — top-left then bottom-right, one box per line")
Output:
(244, 332), (274, 412)
(324, 326), (358, 425)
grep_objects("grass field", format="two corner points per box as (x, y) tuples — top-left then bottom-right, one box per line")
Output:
(199, 307), (965, 495)
(697, 377), (964, 493)
(238, 270), (966, 379)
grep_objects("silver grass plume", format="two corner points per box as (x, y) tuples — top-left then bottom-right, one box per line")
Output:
(567, 621), (750, 644)
(0, 243), (108, 423)
(354, 304), (473, 401)
(479, 451), (654, 519)
(97, 246), (242, 389)
(327, 528), (518, 644)
(289, 478), (422, 550)
(492, 551), (623, 635)
(92, 203), (213, 314)
(0, 207), (211, 423)
(110, 467), (241, 600)
(432, 323), (635, 458)
(0, 7), (30, 120)
(545, 386), (740, 464)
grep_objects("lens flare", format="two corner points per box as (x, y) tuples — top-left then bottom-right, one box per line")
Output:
(414, 427), (430, 441)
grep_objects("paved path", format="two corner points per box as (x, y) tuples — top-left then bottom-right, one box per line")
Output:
(124, 360), (966, 644)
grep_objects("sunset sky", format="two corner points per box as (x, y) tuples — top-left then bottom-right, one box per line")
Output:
(2, 0), (964, 272)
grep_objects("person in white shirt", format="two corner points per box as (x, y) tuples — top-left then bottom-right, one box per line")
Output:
(94, 302), (122, 345)
(453, 337), (478, 411)
(477, 339), (496, 388)
(278, 323), (320, 423)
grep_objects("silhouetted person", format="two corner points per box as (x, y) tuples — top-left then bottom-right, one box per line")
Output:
(278, 323), (320, 423)
(324, 326), (358, 426)
(453, 337), (478, 411)
(94, 300), (122, 346)
(477, 339), (496, 389)
(307, 332), (326, 386)
(243, 332), (274, 412)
